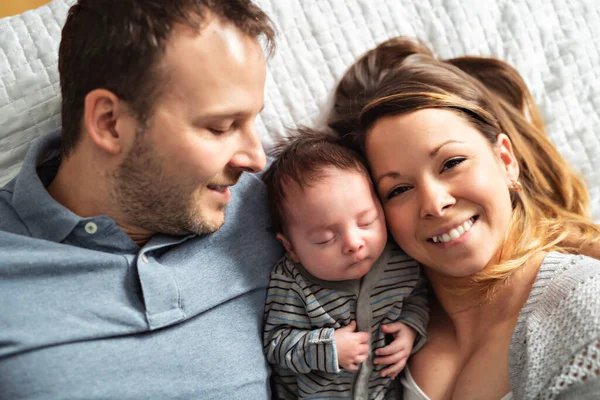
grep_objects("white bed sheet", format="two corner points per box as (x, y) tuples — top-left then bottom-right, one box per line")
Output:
(0, 0), (598, 221)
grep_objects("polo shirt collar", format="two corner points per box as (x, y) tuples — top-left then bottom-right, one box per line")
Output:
(12, 131), (88, 243)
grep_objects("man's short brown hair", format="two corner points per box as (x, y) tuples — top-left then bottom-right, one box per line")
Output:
(263, 128), (371, 234)
(58, 0), (276, 155)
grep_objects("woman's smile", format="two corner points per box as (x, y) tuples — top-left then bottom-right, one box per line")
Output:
(366, 109), (516, 277)
(428, 216), (477, 244)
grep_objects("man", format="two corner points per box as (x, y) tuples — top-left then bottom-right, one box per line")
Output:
(0, 1), (283, 398)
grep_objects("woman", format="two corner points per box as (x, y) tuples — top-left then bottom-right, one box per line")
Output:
(328, 37), (600, 399)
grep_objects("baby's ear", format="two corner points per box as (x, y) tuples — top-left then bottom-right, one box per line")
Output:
(276, 233), (300, 263)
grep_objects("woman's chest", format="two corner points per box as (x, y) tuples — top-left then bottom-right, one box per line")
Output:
(409, 327), (514, 399)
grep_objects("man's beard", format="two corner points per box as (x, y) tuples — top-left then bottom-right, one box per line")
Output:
(112, 133), (228, 236)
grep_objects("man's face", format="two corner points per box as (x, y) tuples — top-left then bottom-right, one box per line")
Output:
(113, 18), (267, 236)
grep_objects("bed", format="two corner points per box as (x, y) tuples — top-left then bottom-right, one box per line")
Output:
(0, 0), (598, 221)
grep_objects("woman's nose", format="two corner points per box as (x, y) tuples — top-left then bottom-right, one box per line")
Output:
(419, 181), (455, 218)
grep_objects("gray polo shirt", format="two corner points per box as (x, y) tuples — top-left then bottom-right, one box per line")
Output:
(0, 131), (284, 399)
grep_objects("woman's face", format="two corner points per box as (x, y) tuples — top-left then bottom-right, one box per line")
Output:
(365, 108), (518, 278)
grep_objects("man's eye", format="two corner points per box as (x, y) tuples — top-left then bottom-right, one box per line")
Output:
(441, 157), (466, 172)
(386, 186), (411, 200)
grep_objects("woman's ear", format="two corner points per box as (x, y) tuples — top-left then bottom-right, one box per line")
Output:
(496, 133), (520, 183)
(82, 89), (136, 155)
(276, 233), (301, 263)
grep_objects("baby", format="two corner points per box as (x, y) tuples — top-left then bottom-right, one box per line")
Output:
(262, 129), (429, 399)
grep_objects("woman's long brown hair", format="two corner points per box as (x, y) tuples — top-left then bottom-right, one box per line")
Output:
(328, 37), (599, 293)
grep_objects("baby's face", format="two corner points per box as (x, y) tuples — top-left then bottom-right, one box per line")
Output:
(281, 167), (388, 281)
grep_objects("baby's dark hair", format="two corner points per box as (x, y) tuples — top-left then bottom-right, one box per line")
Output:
(263, 127), (370, 234)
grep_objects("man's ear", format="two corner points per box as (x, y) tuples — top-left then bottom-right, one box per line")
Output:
(82, 89), (136, 155)
(496, 133), (520, 183)
(276, 233), (301, 263)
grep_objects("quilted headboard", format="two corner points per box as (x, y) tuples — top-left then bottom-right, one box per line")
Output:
(1, 0), (599, 221)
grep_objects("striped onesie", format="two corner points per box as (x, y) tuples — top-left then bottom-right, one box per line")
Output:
(263, 242), (429, 399)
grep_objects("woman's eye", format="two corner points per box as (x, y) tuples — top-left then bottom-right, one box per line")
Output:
(441, 157), (466, 172)
(386, 185), (411, 200)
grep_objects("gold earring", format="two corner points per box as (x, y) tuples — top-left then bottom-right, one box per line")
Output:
(509, 179), (522, 192)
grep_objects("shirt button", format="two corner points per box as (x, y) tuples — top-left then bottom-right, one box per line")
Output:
(84, 222), (98, 234)
(141, 254), (149, 263)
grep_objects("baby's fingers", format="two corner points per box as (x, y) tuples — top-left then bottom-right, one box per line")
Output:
(355, 343), (370, 356)
(355, 331), (371, 344)
(380, 321), (406, 334)
(379, 357), (408, 378)
(354, 353), (369, 364)
(374, 349), (409, 366)
(344, 362), (359, 371)
(375, 340), (406, 357)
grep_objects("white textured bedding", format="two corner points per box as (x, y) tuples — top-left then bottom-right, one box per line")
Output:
(0, 0), (599, 221)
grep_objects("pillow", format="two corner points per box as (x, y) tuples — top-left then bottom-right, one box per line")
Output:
(1, 0), (598, 221)
(0, 0), (70, 185)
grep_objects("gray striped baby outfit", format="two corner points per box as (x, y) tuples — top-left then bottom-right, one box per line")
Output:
(263, 242), (429, 399)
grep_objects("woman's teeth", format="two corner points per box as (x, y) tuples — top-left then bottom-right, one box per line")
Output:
(431, 218), (475, 243)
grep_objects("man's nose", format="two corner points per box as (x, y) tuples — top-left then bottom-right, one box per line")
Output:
(228, 123), (267, 173)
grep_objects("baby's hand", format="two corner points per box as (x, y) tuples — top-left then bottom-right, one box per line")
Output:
(333, 321), (371, 371)
(374, 321), (417, 379)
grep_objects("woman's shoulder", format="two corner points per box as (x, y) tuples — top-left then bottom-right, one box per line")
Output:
(533, 251), (598, 288)
(539, 250), (600, 271)
(546, 251), (600, 266)
(510, 252), (600, 398)
(525, 251), (600, 317)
